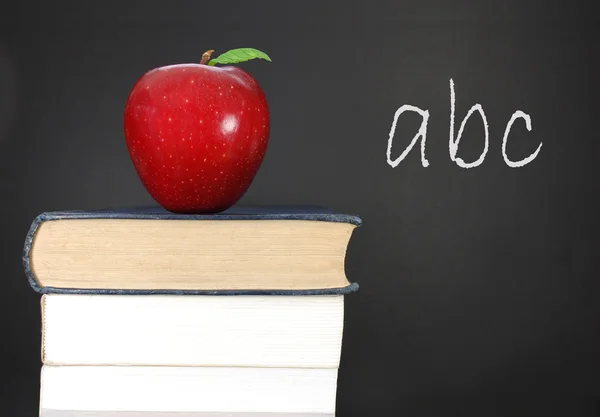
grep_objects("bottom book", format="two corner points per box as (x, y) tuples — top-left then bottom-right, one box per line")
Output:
(40, 366), (337, 416)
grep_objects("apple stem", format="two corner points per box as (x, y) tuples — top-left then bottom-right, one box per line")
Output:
(200, 50), (214, 65)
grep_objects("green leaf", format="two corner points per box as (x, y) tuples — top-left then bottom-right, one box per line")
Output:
(208, 48), (272, 66)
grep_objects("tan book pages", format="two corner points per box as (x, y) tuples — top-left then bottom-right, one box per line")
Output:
(30, 219), (355, 291)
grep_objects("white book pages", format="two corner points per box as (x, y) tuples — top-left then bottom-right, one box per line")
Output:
(40, 366), (338, 414)
(42, 294), (344, 368)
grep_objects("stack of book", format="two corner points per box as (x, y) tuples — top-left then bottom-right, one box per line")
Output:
(23, 206), (361, 417)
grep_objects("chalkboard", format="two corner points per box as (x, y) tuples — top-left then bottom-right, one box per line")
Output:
(1, 1), (599, 415)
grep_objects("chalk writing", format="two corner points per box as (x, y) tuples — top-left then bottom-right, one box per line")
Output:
(449, 79), (489, 169)
(502, 110), (541, 168)
(386, 105), (430, 168)
(387, 79), (542, 168)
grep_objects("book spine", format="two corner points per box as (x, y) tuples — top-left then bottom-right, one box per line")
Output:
(23, 213), (48, 294)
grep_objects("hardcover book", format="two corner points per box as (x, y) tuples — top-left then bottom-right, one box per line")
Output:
(23, 206), (361, 294)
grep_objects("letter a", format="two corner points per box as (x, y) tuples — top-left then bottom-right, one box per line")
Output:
(387, 105), (430, 168)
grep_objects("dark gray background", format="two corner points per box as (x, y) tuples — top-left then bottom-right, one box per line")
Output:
(1, 1), (599, 415)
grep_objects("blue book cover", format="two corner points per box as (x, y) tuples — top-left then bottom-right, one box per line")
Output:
(23, 206), (361, 296)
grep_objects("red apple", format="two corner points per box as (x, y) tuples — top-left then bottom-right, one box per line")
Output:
(124, 51), (269, 213)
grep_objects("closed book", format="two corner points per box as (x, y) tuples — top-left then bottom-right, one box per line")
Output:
(23, 206), (361, 294)
(41, 294), (344, 368)
(40, 366), (337, 415)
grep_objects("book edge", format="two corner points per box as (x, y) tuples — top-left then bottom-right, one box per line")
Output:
(41, 412), (336, 417)
(36, 282), (359, 296)
(41, 295), (46, 364)
(39, 209), (362, 226)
